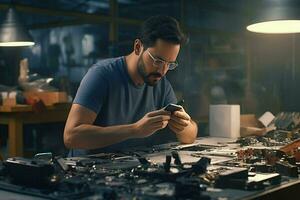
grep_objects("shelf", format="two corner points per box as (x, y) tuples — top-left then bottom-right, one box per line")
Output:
(205, 50), (244, 54)
(198, 66), (243, 70)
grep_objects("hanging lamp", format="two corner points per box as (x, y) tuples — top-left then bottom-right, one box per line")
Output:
(0, 7), (35, 46)
(247, 0), (300, 34)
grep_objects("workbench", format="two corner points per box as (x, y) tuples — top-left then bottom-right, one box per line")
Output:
(0, 136), (299, 200)
(0, 103), (71, 157)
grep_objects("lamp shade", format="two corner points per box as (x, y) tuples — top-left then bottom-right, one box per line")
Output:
(0, 7), (35, 46)
(247, 0), (300, 34)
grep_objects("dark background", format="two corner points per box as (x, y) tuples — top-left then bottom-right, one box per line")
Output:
(0, 0), (299, 156)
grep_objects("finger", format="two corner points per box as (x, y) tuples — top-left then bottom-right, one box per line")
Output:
(169, 119), (187, 130)
(162, 120), (169, 128)
(149, 121), (168, 131)
(148, 115), (171, 123)
(148, 109), (171, 117)
(173, 110), (190, 120)
(170, 117), (189, 126)
(152, 120), (169, 128)
(168, 122), (184, 132)
(153, 125), (168, 131)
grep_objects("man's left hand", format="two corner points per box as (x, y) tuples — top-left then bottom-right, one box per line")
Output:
(168, 107), (191, 134)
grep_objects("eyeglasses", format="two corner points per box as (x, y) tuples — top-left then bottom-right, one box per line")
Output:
(147, 50), (178, 70)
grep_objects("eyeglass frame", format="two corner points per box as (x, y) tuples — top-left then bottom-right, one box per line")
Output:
(146, 50), (178, 70)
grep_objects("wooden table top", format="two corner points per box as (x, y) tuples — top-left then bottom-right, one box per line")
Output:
(0, 103), (72, 113)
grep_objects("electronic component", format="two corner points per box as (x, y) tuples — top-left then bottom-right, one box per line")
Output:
(275, 161), (298, 177)
(1, 129), (300, 199)
(4, 157), (55, 187)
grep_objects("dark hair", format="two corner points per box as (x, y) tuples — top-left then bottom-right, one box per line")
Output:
(139, 15), (187, 49)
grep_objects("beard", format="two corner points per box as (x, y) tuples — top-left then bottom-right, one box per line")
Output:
(137, 55), (162, 86)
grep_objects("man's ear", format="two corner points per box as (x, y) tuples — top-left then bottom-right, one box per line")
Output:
(134, 39), (143, 56)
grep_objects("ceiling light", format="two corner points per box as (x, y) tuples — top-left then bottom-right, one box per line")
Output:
(0, 7), (35, 47)
(247, 0), (300, 34)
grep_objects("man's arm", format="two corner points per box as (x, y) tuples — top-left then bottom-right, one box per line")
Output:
(64, 104), (171, 149)
(167, 108), (198, 144)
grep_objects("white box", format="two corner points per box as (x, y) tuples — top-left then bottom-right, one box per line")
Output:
(209, 105), (240, 138)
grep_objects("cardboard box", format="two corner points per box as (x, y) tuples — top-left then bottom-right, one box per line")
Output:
(1, 92), (18, 106)
(240, 114), (276, 137)
(240, 114), (263, 127)
(3, 97), (17, 106)
(23, 92), (68, 106)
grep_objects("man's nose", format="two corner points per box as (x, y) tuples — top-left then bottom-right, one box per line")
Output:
(158, 64), (168, 75)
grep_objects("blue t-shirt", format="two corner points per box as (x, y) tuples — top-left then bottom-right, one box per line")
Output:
(70, 57), (177, 156)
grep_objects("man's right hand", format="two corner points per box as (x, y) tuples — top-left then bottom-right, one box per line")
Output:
(133, 109), (171, 138)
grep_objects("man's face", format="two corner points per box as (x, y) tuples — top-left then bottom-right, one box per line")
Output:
(137, 39), (180, 86)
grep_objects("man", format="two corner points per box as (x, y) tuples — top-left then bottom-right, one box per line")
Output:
(64, 15), (198, 156)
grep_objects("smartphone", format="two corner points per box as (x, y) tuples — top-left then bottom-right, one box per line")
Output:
(164, 103), (182, 112)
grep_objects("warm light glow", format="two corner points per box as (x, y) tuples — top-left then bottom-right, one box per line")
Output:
(247, 20), (300, 33)
(0, 41), (35, 47)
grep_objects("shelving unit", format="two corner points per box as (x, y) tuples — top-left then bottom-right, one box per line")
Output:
(180, 34), (246, 123)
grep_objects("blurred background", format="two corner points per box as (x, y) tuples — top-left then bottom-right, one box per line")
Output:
(0, 0), (299, 157)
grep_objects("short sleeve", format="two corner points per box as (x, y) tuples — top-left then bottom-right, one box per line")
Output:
(73, 66), (108, 114)
(163, 79), (177, 106)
